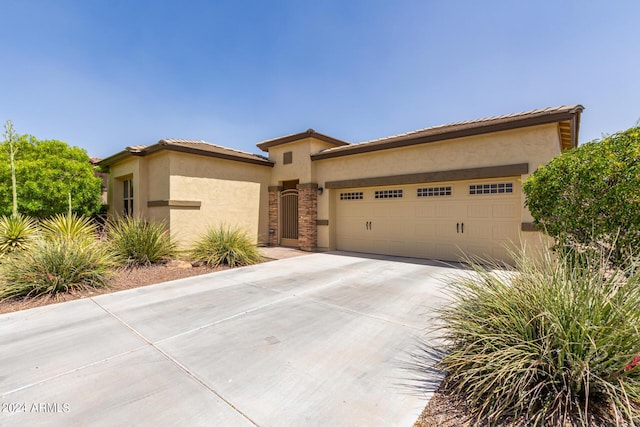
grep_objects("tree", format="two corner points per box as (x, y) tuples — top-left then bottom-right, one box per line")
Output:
(0, 134), (102, 218)
(523, 125), (640, 264)
(2, 120), (19, 217)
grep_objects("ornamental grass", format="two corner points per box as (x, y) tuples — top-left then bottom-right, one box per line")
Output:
(434, 245), (640, 426)
(190, 225), (261, 268)
(0, 237), (115, 299)
(105, 215), (177, 267)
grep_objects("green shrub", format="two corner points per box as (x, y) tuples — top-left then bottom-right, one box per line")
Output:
(0, 238), (115, 299)
(0, 135), (103, 218)
(40, 213), (98, 244)
(191, 225), (261, 267)
(523, 125), (640, 267)
(105, 215), (176, 266)
(0, 213), (38, 255)
(434, 246), (640, 426)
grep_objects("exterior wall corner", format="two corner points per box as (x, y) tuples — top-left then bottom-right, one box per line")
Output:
(268, 187), (280, 246)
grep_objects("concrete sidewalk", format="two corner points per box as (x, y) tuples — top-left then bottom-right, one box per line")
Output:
(258, 246), (311, 260)
(0, 252), (455, 426)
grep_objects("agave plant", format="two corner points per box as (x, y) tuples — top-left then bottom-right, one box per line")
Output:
(0, 213), (38, 255)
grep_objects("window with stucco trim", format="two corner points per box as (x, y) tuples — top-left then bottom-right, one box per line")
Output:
(123, 178), (133, 215)
(283, 151), (292, 164)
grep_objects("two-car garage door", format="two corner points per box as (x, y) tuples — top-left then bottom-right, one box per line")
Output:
(335, 178), (521, 263)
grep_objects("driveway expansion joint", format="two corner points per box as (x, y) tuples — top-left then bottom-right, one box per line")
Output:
(0, 347), (147, 397)
(248, 279), (425, 331)
(154, 293), (298, 344)
(88, 298), (260, 426)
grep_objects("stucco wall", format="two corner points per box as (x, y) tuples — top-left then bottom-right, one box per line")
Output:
(267, 138), (339, 186)
(107, 153), (172, 225)
(105, 122), (562, 256)
(313, 124), (562, 250)
(144, 152), (171, 224)
(167, 152), (271, 247)
(146, 152), (170, 202)
(107, 157), (143, 217)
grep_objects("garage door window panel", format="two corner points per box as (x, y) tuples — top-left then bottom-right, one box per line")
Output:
(340, 192), (364, 200)
(417, 186), (452, 197)
(374, 189), (403, 199)
(469, 183), (513, 195)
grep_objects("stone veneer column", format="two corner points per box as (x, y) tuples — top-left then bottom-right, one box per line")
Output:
(268, 186), (281, 246)
(297, 183), (318, 251)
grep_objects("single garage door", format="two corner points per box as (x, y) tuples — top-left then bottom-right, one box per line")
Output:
(335, 178), (521, 263)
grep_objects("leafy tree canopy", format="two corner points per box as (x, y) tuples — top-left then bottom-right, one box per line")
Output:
(0, 134), (102, 218)
(523, 125), (640, 263)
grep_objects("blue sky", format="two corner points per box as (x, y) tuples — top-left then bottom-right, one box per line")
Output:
(1, 0), (638, 158)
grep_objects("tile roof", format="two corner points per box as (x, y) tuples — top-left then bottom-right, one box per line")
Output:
(155, 139), (271, 163)
(256, 128), (349, 151)
(311, 105), (584, 160)
(366, 106), (581, 144)
(100, 139), (272, 167)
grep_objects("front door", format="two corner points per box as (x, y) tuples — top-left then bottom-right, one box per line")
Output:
(280, 188), (299, 247)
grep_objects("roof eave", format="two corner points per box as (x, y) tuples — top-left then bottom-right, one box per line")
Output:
(100, 142), (274, 169)
(158, 144), (274, 167)
(311, 106), (584, 160)
(256, 129), (350, 152)
(572, 109), (582, 149)
(97, 150), (134, 169)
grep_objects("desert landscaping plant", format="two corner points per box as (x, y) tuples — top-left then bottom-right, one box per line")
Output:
(2, 120), (20, 216)
(0, 237), (116, 299)
(191, 225), (261, 267)
(105, 215), (177, 266)
(40, 213), (98, 244)
(523, 125), (640, 267)
(0, 213), (38, 255)
(433, 246), (640, 426)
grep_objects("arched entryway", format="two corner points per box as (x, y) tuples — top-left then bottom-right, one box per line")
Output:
(268, 180), (318, 250)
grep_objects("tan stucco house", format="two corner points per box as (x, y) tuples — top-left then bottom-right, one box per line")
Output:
(99, 105), (583, 264)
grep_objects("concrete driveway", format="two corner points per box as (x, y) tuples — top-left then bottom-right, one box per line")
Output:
(0, 252), (455, 426)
